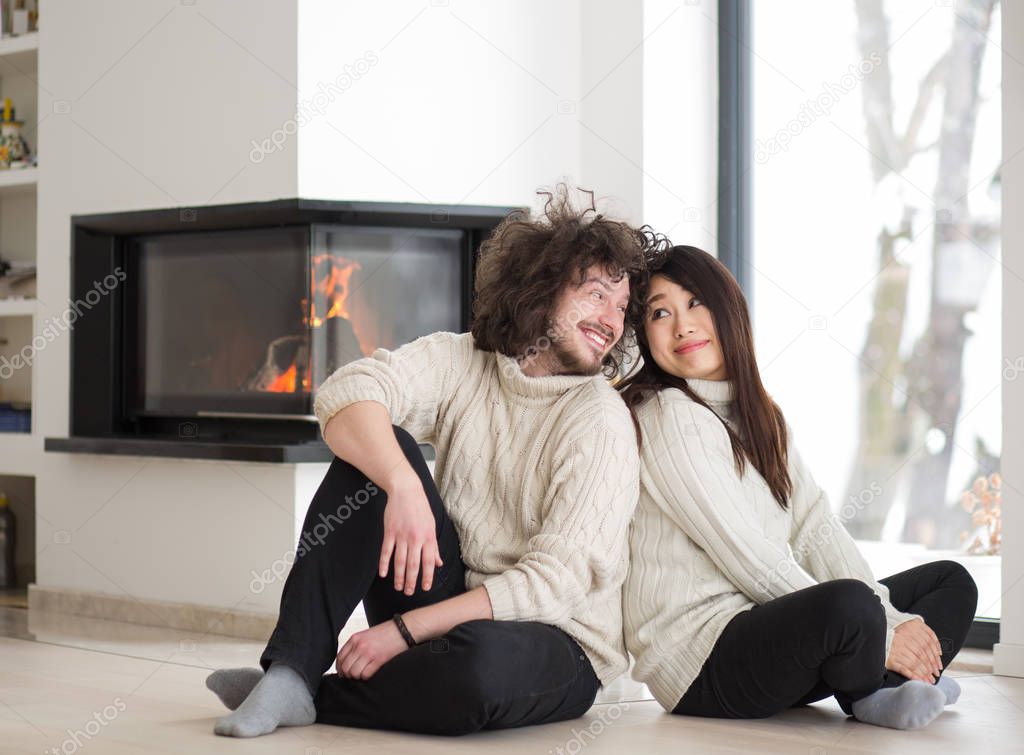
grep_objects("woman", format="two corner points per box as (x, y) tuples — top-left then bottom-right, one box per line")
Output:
(618, 245), (978, 729)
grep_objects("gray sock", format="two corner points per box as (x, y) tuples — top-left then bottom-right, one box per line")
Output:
(936, 675), (961, 705)
(213, 662), (315, 737)
(851, 680), (946, 730)
(205, 667), (264, 710)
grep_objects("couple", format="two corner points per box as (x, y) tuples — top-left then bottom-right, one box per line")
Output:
(206, 188), (977, 737)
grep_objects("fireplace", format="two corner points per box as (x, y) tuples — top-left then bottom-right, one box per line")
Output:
(45, 199), (513, 462)
(128, 224), (464, 417)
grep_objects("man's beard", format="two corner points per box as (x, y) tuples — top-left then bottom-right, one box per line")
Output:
(546, 323), (608, 377)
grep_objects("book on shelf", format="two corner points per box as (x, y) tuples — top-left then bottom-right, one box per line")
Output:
(0, 403), (30, 433)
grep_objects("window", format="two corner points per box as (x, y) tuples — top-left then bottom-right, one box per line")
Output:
(737, 1), (1002, 620)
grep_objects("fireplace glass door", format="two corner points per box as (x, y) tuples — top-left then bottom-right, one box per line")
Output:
(126, 224), (464, 421)
(308, 224), (464, 392)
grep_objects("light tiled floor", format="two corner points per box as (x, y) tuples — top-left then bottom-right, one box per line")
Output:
(1, 606), (1022, 754)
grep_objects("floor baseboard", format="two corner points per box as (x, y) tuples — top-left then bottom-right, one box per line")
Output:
(27, 584), (277, 641)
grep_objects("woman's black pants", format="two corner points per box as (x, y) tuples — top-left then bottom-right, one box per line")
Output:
(259, 426), (601, 736)
(673, 561), (979, 718)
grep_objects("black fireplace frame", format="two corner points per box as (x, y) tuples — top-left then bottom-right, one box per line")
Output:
(44, 198), (515, 462)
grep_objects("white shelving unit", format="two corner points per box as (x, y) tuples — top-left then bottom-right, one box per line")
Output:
(0, 432), (38, 474)
(0, 29), (38, 477)
(0, 297), (33, 316)
(0, 166), (36, 196)
(0, 31), (38, 58)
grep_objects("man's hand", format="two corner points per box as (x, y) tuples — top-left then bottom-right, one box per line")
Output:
(886, 618), (943, 683)
(322, 402), (442, 595)
(379, 472), (442, 595)
(336, 620), (409, 680)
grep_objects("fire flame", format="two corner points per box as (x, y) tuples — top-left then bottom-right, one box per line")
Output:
(267, 364), (298, 393)
(263, 253), (363, 394)
(308, 254), (361, 328)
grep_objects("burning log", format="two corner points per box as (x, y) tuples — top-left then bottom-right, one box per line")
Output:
(248, 251), (371, 394)
(245, 335), (309, 393)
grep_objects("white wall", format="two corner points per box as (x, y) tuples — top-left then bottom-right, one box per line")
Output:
(642, 0), (718, 249)
(578, 0), (644, 221)
(569, 0), (720, 236)
(296, 0), (691, 222)
(35, 1), (708, 617)
(994, 0), (1024, 677)
(297, 0), (583, 207)
(36, 0), (304, 613)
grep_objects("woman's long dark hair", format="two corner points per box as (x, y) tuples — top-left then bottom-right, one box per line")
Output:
(618, 245), (793, 509)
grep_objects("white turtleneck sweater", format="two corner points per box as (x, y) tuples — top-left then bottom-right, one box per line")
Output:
(313, 331), (640, 686)
(622, 379), (922, 711)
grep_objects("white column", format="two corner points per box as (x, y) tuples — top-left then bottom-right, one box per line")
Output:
(994, 0), (1024, 677)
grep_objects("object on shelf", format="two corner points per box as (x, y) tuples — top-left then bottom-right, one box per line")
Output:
(0, 277), (35, 298)
(1, 0), (36, 37)
(0, 99), (31, 169)
(0, 491), (14, 588)
(0, 403), (30, 433)
(0, 256), (34, 277)
(0, 492), (14, 588)
(0, 255), (35, 299)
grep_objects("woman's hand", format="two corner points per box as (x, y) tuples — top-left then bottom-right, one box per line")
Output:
(336, 620), (409, 680)
(886, 618), (943, 683)
(380, 472), (443, 595)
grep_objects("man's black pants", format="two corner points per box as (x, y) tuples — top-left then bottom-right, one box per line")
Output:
(259, 426), (601, 735)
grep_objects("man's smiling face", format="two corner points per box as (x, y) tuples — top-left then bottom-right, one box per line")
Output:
(523, 264), (630, 377)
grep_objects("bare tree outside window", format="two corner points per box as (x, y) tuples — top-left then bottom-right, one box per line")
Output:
(750, 1), (1002, 617)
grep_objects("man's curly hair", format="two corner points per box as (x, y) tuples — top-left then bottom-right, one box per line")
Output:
(471, 184), (668, 377)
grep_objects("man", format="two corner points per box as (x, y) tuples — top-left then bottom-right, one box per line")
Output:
(206, 187), (657, 737)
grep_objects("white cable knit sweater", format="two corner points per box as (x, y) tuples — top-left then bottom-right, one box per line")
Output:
(313, 331), (641, 686)
(623, 379), (922, 711)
